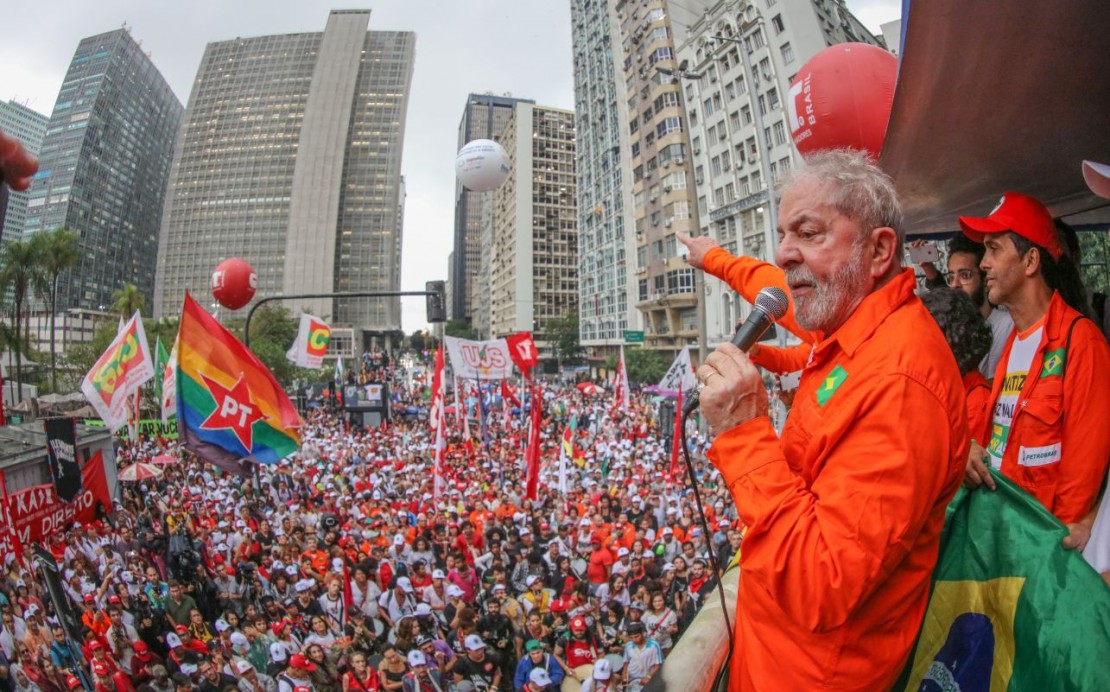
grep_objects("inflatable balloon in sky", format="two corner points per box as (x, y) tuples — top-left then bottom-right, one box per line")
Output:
(455, 139), (511, 192)
(211, 258), (257, 310)
(787, 43), (898, 160)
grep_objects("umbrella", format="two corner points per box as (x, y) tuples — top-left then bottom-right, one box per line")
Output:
(118, 462), (163, 482)
(151, 454), (176, 465)
(576, 382), (602, 396)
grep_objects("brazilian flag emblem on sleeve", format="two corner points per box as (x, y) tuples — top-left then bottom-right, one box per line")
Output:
(898, 470), (1110, 690)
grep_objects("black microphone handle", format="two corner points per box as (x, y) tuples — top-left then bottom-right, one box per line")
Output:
(681, 306), (775, 418)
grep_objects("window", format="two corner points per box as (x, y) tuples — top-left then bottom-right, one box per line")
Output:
(725, 82), (736, 100)
(741, 105), (752, 125)
(722, 150), (731, 171)
(713, 187), (726, 207)
(725, 183), (735, 201)
(703, 97), (715, 116)
(750, 28), (765, 49)
(656, 117), (682, 137)
(780, 42), (795, 64)
(772, 121), (787, 146)
(649, 47), (673, 65)
(707, 125), (717, 145)
(730, 110), (740, 130)
(768, 87), (780, 110)
(771, 14), (785, 34)
(667, 268), (695, 294)
(631, 142), (641, 158)
(711, 156), (722, 176)
(691, 136), (701, 152)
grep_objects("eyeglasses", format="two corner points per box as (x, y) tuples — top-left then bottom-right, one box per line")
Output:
(945, 269), (978, 286)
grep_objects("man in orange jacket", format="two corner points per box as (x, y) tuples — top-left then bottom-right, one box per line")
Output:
(693, 151), (967, 690)
(960, 192), (1110, 541)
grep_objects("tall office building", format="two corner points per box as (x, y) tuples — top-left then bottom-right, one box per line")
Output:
(0, 100), (49, 241)
(23, 29), (182, 311)
(675, 0), (882, 342)
(155, 11), (415, 337)
(451, 93), (532, 325)
(570, 0), (641, 355)
(613, 0), (713, 354)
(490, 103), (577, 348)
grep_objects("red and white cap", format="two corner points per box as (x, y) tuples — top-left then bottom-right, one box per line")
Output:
(959, 192), (1062, 260)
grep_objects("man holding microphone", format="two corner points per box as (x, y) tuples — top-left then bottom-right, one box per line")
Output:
(680, 151), (967, 690)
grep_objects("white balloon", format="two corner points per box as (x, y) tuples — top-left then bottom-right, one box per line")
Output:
(455, 139), (511, 192)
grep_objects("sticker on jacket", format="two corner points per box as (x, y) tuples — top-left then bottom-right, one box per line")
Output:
(1018, 443), (1061, 467)
(816, 365), (847, 406)
(1039, 349), (1066, 378)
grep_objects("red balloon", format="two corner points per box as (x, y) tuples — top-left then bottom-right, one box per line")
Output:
(211, 258), (257, 310)
(787, 43), (898, 160)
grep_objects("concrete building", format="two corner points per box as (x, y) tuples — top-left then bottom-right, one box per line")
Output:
(489, 103), (577, 353)
(25, 306), (113, 356)
(613, 0), (714, 354)
(451, 94), (533, 326)
(0, 100), (49, 241)
(672, 0), (883, 345)
(22, 28), (183, 311)
(881, 19), (903, 56)
(569, 0), (642, 357)
(154, 11), (415, 341)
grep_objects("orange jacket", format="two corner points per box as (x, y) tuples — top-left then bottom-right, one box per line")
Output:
(749, 341), (811, 374)
(708, 270), (967, 690)
(983, 292), (1110, 524)
(702, 246), (819, 344)
(964, 370), (991, 448)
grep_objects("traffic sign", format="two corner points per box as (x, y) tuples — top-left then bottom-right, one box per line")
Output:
(624, 330), (645, 343)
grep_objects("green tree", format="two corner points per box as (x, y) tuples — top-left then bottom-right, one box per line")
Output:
(625, 347), (668, 384)
(111, 283), (146, 319)
(30, 228), (81, 391)
(0, 238), (39, 401)
(547, 311), (583, 366)
(444, 320), (477, 340)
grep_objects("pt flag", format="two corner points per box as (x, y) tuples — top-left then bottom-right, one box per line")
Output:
(176, 294), (302, 475)
(505, 332), (540, 376)
(286, 313), (331, 369)
(80, 311), (155, 431)
(900, 470), (1110, 691)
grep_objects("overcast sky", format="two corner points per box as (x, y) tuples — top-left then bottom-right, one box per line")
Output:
(2, 0), (899, 333)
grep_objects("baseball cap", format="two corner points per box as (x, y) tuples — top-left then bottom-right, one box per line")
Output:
(570, 616), (587, 630)
(165, 632), (182, 648)
(525, 575), (539, 587)
(525, 639), (543, 653)
(593, 658), (613, 680)
(66, 676), (82, 689)
(529, 668), (553, 687)
(92, 660), (111, 676)
(289, 653), (317, 672)
(396, 577), (414, 593)
(236, 659), (254, 674)
(625, 621), (646, 635)
(549, 598), (567, 613)
(270, 642), (289, 662)
(407, 650), (427, 667)
(617, 547), (630, 557)
(432, 569), (446, 580)
(958, 192), (1062, 259)
(1083, 160), (1110, 200)
(446, 585), (465, 598)
(464, 634), (486, 651)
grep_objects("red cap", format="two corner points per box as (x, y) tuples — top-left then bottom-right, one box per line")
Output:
(108, 595), (121, 604)
(289, 653), (317, 672)
(550, 598), (567, 613)
(92, 660), (110, 676)
(959, 192), (1062, 260)
(88, 640), (104, 650)
(66, 675), (82, 689)
(570, 616), (587, 630)
(133, 640), (149, 654)
(175, 624), (189, 634)
(271, 622), (286, 635)
(83, 594), (95, 603)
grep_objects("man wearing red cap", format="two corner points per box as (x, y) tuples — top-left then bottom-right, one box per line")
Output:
(960, 191), (1110, 540)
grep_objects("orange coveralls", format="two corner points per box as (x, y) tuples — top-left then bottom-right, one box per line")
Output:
(708, 270), (968, 689)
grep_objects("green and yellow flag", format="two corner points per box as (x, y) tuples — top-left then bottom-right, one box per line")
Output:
(900, 470), (1110, 691)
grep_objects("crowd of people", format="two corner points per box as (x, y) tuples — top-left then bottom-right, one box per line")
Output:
(0, 364), (742, 692)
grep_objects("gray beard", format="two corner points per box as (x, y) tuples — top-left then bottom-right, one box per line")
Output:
(786, 241), (869, 333)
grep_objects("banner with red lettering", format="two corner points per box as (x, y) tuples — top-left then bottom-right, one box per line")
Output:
(0, 452), (111, 557)
(443, 336), (516, 380)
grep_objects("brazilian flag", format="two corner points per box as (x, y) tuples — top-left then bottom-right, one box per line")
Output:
(900, 470), (1110, 690)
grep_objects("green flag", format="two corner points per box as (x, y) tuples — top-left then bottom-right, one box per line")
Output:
(154, 337), (169, 402)
(900, 470), (1110, 690)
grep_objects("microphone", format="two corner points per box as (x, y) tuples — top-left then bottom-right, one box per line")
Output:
(682, 286), (790, 418)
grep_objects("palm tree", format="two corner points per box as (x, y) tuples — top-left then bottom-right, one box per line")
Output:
(31, 228), (81, 391)
(0, 239), (40, 402)
(111, 283), (146, 321)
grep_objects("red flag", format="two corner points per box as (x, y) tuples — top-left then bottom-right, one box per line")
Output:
(0, 470), (22, 559)
(500, 380), (521, 408)
(612, 345), (629, 414)
(524, 384), (543, 500)
(670, 390), (684, 477)
(431, 345), (447, 500)
(505, 332), (540, 376)
(429, 345), (445, 434)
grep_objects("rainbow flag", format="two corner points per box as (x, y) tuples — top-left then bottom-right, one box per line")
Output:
(176, 294), (301, 474)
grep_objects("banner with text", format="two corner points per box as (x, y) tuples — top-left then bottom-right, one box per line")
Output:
(444, 336), (517, 380)
(0, 452), (110, 557)
(84, 418), (179, 440)
(80, 311), (155, 431)
(44, 418), (81, 503)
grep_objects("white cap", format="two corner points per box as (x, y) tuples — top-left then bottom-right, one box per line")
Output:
(236, 659), (254, 674)
(593, 658), (612, 680)
(269, 642), (288, 662)
(415, 603), (433, 616)
(617, 547), (630, 557)
(432, 569), (446, 580)
(464, 634), (486, 651)
(447, 585), (465, 598)
(407, 650), (427, 667)
(294, 578), (316, 593)
(396, 577), (414, 593)
(529, 668), (553, 687)
(525, 575), (539, 587)
(165, 633), (182, 648)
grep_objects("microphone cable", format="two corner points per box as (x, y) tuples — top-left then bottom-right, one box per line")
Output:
(679, 410), (735, 685)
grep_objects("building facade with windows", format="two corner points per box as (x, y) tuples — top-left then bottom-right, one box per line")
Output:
(23, 29), (182, 311)
(0, 101), (49, 241)
(570, 0), (643, 355)
(489, 103), (577, 351)
(154, 11), (415, 338)
(675, 0), (882, 342)
(451, 93), (532, 326)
